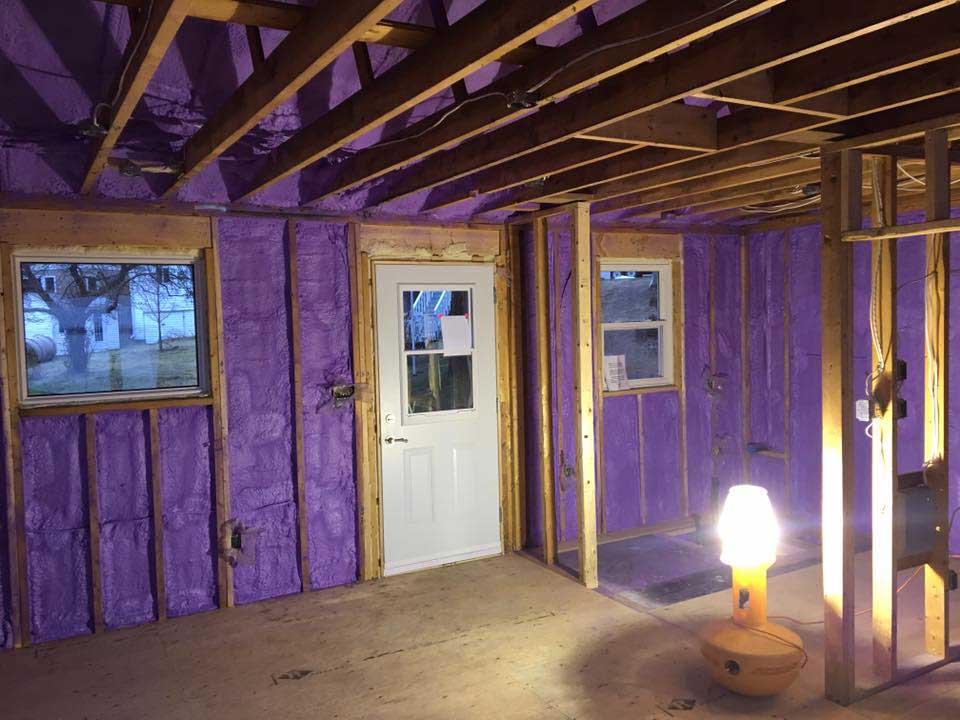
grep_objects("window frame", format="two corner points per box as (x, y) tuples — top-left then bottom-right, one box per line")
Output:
(598, 260), (675, 390)
(12, 249), (211, 408)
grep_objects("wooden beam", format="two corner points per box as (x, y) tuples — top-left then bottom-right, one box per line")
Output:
(624, 169), (821, 219)
(870, 155), (898, 681)
(570, 203), (598, 589)
(147, 408), (167, 621)
(595, 157), (819, 216)
(316, 0), (784, 203)
(362, 0), (953, 209)
(347, 223), (381, 581)
(352, 42), (376, 89)
(286, 220), (311, 593)
(533, 218), (557, 565)
(820, 149), (860, 706)
(244, 24), (265, 73)
(103, 2), (545, 62)
(427, 0), (468, 103)
(0, 245), (27, 647)
(85, 414), (105, 633)
(421, 140), (640, 213)
(475, 147), (703, 215)
(238, 0), (602, 201)
(922, 128), (950, 660)
(842, 218), (960, 242)
(164, 0), (404, 197)
(577, 103), (718, 150)
(205, 228), (234, 608)
(81, 0), (194, 193)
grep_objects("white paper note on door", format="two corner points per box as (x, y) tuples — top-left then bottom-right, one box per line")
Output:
(440, 315), (472, 356)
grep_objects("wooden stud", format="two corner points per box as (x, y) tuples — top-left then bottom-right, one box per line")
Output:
(85, 414), (104, 633)
(820, 149), (860, 706)
(348, 223), (381, 581)
(591, 234), (606, 535)
(352, 42), (376, 89)
(147, 408), (167, 621)
(0, 244), (28, 647)
(205, 223), (234, 608)
(81, 0), (194, 193)
(782, 230), (792, 510)
(870, 155), (898, 680)
(707, 237), (720, 521)
(286, 220), (311, 592)
(636, 395), (647, 524)
(509, 226), (528, 550)
(495, 229), (517, 551)
(740, 234), (752, 477)
(552, 233), (567, 543)
(923, 128), (950, 659)
(674, 248), (689, 517)
(570, 203), (599, 589)
(533, 218), (557, 565)
(245, 25), (266, 73)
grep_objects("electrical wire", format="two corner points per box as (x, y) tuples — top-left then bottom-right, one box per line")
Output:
(362, 1), (746, 155)
(526, 0), (743, 95)
(740, 624), (809, 668)
(93, 1), (154, 130)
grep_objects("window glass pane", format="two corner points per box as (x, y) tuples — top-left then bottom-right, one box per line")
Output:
(406, 354), (473, 414)
(604, 327), (662, 380)
(403, 289), (472, 351)
(600, 270), (660, 323)
(20, 261), (201, 397)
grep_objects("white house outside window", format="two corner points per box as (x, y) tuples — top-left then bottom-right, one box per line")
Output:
(599, 261), (674, 390)
(14, 253), (209, 406)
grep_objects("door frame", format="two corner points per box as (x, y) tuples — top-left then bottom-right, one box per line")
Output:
(348, 222), (523, 581)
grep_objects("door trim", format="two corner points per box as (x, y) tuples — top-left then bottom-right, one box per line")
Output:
(348, 222), (523, 581)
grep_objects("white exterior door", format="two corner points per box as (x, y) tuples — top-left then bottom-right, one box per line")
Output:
(375, 263), (501, 576)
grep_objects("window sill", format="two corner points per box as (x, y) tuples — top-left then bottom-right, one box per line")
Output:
(602, 384), (679, 398)
(18, 394), (214, 417)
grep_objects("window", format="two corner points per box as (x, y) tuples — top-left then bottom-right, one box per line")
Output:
(599, 261), (674, 390)
(15, 254), (208, 405)
(401, 288), (474, 415)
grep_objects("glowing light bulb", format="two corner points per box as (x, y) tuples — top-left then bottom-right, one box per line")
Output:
(717, 484), (779, 568)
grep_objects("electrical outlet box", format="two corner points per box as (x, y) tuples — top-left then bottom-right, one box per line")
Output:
(895, 480), (937, 558)
(855, 399), (872, 422)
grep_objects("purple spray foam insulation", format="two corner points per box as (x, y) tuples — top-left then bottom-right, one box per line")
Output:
(292, 221), (358, 589)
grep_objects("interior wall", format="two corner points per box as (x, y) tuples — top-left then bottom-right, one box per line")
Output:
(0, 216), (357, 649)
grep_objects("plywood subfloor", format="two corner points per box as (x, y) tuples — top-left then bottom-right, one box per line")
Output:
(2, 553), (958, 719)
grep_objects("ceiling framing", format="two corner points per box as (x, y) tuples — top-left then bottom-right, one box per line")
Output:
(84, 0), (960, 227)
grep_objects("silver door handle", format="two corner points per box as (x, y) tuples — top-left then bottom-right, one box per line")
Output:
(384, 436), (408, 444)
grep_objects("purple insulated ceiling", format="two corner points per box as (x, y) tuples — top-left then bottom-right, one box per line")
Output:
(0, 0), (655, 222)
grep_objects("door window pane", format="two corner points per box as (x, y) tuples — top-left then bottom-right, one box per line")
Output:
(600, 270), (660, 322)
(603, 327), (662, 380)
(406, 355), (473, 414)
(20, 261), (202, 398)
(403, 289), (472, 351)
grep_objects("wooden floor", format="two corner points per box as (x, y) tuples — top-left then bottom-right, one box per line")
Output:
(2, 553), (959, 719)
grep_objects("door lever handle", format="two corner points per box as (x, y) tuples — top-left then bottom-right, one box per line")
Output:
(384, 436), (408, 445)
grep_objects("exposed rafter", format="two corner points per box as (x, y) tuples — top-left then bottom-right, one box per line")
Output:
(162, 0), (405, 198)
(310, 0), (785, 204)
(81, 0), (194, 194)
(362, 0), (954, 210)
(235, 0), (604, 201)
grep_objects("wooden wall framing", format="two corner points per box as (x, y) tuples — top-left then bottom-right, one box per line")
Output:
(348, 222), (522, 581)
(822, 122), (958, 704)
(0, 209), (230, 647)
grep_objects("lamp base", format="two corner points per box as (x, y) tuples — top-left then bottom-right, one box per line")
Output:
(700, 619), (804, 696)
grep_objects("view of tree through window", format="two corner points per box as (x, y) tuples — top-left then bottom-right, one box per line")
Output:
(19, 260), (202, 398)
